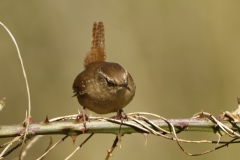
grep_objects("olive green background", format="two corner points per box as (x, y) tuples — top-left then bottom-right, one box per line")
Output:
(1, 1), (240, 160)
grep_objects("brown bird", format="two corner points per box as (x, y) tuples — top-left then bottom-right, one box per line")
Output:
(73, 22), (136, 115)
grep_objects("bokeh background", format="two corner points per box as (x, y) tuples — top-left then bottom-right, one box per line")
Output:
(1, 1), (240, 159)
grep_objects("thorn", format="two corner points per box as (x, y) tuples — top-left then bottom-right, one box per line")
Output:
(22, 111), (34, 127)
(80, 126), (87, 133)
(143, 133), (149, 146)
(29, 115), (34, 123)
(44, 116), (50, 123)
(71, 136), (77, 145)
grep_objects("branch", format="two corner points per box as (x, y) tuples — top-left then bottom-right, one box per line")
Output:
(0, 116), (237, 138)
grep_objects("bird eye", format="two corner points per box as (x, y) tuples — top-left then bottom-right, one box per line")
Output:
(105, 78), (115, 86)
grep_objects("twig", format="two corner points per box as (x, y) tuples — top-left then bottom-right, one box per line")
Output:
(37, 135), (68, 160)
(21, 136), (45, 159)
(0, 22), (32, 160)
(0, 136), (22, 159)
(0, 136), (32, 159)
(49, 114), (78, 122)
(104, 117), (150, 133)
(138, 115), (171, 134)
(128, 116), (161, 136)
(105, 136), (119, 160)
(64, 133), (94, 160)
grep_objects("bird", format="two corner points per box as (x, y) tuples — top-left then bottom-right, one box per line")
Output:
(72, 22), (136, 116)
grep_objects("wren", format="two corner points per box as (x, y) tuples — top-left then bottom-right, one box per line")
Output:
(73, 22), (135, 115)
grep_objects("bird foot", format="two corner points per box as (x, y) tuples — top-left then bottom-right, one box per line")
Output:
(76, 109), (89, 132)
(113, 109), (128, 121)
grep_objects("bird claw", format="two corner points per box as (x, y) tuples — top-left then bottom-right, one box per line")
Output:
(114, 109), (128, 121)
(76, 109), (89, 132)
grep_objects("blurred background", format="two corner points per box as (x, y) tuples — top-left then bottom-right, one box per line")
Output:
(0, 1), (240, 159)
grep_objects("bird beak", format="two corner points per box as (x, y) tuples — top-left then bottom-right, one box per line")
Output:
(122, 82), (131, 92)
(72, 92), (79, 97)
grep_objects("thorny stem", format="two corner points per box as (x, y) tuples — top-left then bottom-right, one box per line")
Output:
(1, 113), (240, 159)
(0, 117), (238, 138)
